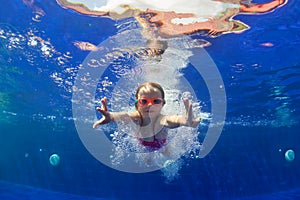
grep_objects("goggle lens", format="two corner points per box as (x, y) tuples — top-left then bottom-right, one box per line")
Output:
(137, 98), (163, 106)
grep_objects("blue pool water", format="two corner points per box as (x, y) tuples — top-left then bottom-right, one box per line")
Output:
(1, 0), (300, 199)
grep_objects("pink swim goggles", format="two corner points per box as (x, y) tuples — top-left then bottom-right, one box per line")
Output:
(136, 97), (165, 106)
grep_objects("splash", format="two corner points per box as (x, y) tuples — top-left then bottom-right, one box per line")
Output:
(70, 22), (227, 176)
(91, 39), (209, 179)
(108, 123), (203, 181)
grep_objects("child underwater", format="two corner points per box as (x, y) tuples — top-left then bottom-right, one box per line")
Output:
(93, 82), (201, 151)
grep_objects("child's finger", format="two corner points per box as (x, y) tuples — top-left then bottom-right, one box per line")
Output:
(194, 117), (201, 123)
(96, 107), (102, 113)
(183, 98), (189, 113)
(93, 118), (105, 128)
(92, 123), (98, 129)
(101, 97), (108, 111)
(191, 117), (201, 128)
(96, 107), (108, 117)
(93, 121), (100, 129)
(187, 103), (193, 121)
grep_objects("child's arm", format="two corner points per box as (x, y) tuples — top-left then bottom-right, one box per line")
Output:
(163, 98), (201, 128)
(93, 97), (139, 128)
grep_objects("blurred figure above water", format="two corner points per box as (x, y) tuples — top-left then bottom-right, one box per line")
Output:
(56, 0), (288, 37)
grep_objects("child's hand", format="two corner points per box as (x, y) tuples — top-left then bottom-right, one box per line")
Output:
(93, 97), (113, 128)
(183, 98), (201, 128)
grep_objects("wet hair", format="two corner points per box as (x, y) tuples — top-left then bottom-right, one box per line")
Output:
(135, 82), (165, 109)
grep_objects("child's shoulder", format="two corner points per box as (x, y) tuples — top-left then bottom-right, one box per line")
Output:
(160, 114), (181, 128)
(159, 114), (169, 125)
(128, 111), (142, 124)
(129, 111), (141, 118)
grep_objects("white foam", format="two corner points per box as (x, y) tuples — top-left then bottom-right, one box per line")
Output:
(65, 0), (240, 18)
(102, 43), (204, 177)
(171, 17), (209, 25)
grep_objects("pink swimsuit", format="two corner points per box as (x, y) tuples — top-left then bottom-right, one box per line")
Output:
(139, 137), (167, 150)
(137, 120), (169, 151)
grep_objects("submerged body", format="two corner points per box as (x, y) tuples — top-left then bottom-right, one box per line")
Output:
(93, 82), (200, 151)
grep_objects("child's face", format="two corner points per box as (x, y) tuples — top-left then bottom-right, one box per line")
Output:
(136, 87), (163, 117)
